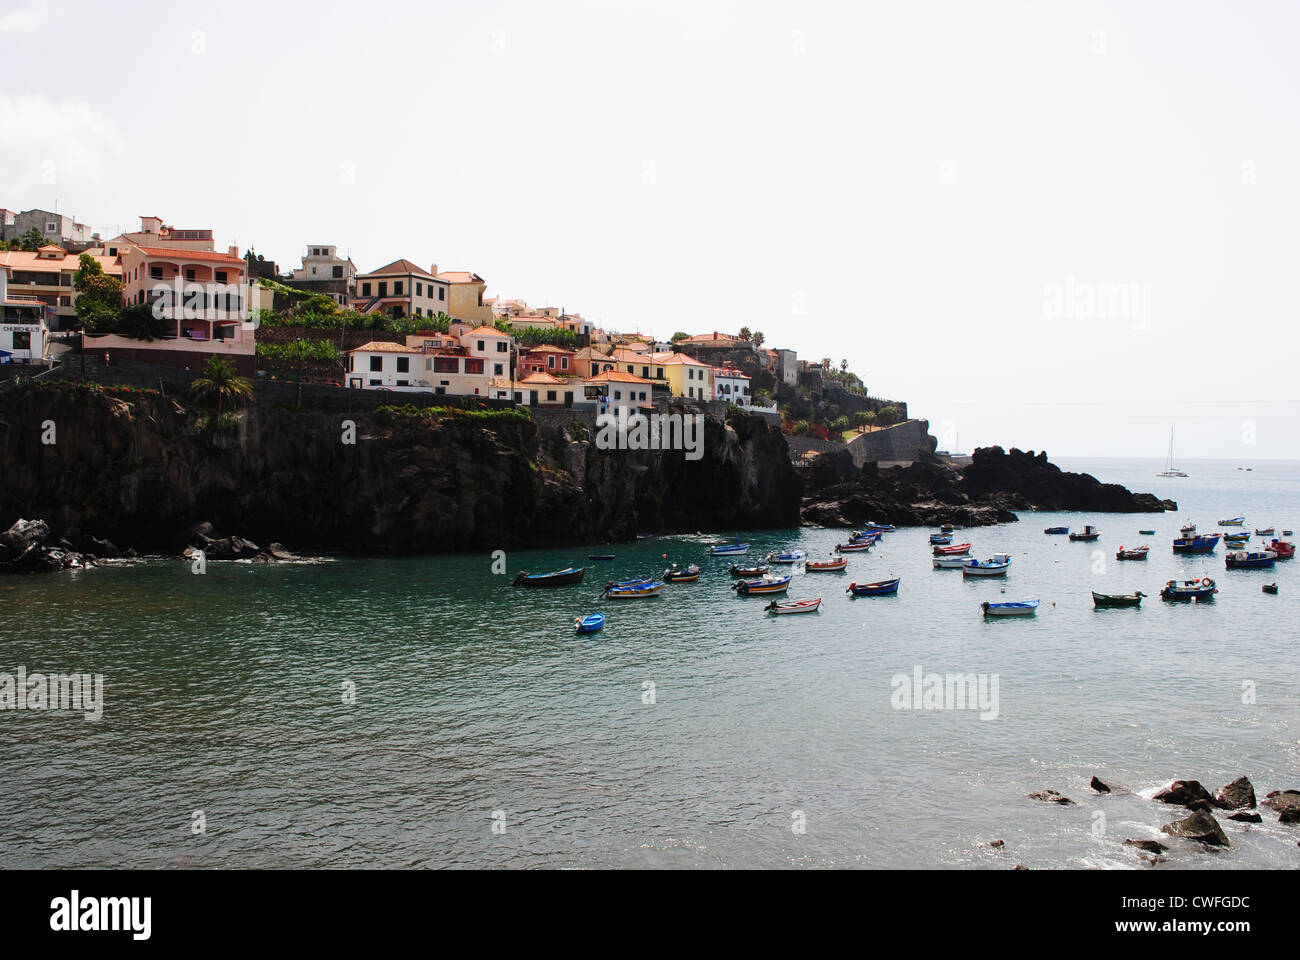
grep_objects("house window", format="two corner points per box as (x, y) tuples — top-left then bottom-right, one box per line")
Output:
(546, 390), (556, 402)
(396, 357), (409, 373)
(332, 266), (343, 278)
(438, 288), (445, 301)
(613, 390), (621, 400)
(465, 358), (484, 374)
(642, 367), (649, 378)
(433, 357), (458, 373)
(378, 282), (388, 297)
(547, 356), (555, 369)
(415, 308), (422, 317)
(215, 271), (227, 283)
(369, 356), (383, 372)
(150, 266), (163, 280)
(185, 269), (196, 281)
(396, 380), (409, 387)
(394, 281), (403, 296)
(494, 363), (504, 376)
(496, 341), (508, 352)
(561, 357), (569, 370)
(477, 340), (485, 351)
(513, 392), (522, 403)
(416, 283), (423, 296)
(362, 282), (371, 296)
(369, 379), (381, 386)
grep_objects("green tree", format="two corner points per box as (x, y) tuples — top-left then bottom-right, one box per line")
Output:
(737, 326), (752, 341)
(829, 415), (850, 433)
(671, 331), (689, 342)
(752, 330), (765, 347)
(190, 356), (253, 417)
(73, 254), (123, 332)
(840, 359), (849, 374)
(853, 410), (876, 429)
(877, 404), (901, 426)
(791, 419), (812, 436)
(18, 227), (47, 251)
(117, 302), (172, 340)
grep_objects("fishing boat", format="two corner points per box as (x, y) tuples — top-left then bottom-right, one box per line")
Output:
(606, 576), (657, 590)
(1069, 525), (1101, 542)
(732, 574), (792, 596)
(1157, 428), (1189, 478)
(1283, 530), (1294, 537)
(1218, 517), (1246, 527)
(1160, 578), (1217, 601)
(1225, 550), (1276, 569)
(962, 554), (1011, 577)
(513, 567), (586, 588)
(662, 564), (701, 582)
(1043, 526), (1070, 535)
(1092, 591), (1145, 608)
(846, 578), (900, 596)
(587, 554), (616, 561)
(933, 555), (973, 569)
(1269, 539), (1295, 559)
(765, 549), (808, 565)
(1223, 532), (1250, 545)
(929, 533), (953, 545)
(1255, 527), (1275, 537)
(1263, 583), (1279, 595)
(933, 542), (972, 556)
(603, 580), (665, 598)
(1179, 521), (1197, 535)
(1115, 546), (1149, 560)
(806, 557), (848, 572)
(1140, 529), (1157, 536)
(848, 531), (882, 543)
(574, 613), (606, 633)
(764, 597), (822, 615)
(981, 599), (1039, 617)
(863, 523), (896, 533)
(940, 524), (955, 533)
(729, 564), (770, 577)
(1173, 534), (1220, 554)
(835, 541), (873, 553)
(708, 540), (749, 556)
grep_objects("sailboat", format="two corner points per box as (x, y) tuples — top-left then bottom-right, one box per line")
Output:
(1157, 428), (1188, 478)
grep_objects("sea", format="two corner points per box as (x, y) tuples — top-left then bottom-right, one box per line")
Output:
(1, 457), (1296, 869)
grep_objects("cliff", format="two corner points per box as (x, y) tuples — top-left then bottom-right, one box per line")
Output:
(0, 382), (801, 556)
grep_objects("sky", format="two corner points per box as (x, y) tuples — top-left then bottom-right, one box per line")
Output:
(3, 0), (1298, 459)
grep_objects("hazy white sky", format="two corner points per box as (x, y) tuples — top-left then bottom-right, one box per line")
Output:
(4, 0), (1297, 459)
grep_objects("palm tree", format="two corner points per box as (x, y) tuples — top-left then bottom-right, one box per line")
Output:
(840, 359), (848, 374)
(190, 356), (253, 417)
(752, 330), (765, 346)
(738, 326), (752, 341)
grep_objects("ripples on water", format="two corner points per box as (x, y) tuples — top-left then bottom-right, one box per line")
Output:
(0, 459), (1297, 868)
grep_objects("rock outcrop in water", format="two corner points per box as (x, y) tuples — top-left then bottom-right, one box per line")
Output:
(0, 382), (801, 556)
(801, 445), (1173, 529)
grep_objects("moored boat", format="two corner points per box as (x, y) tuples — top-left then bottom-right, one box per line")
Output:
(1217, 517), (1246, 527)
(1139, 529), (1157, 536)
(1269, 539), (1295, 559)
(835, 541), (873, 553)
(847, 578), (900, 596)
(981, 599), (1039, 617)
(1092, 591), (1145, 608)
(933, 542), (972, 556)
(1255, 527), (1275, 537)
(513, 566), (586, 588)
(603, 580), (665, 598)
(863, 523), (895, 533)
(587, 554), (616, 561)
(732, 574), (792, 596)
(764, 597), (822, 615)
(707, 541), (749, 556)
(940, 524), (955, 533)
(1160, 578), (1217, 601)
(847, 531), (882, 544)
(765, 549), (808, 565)
(1222, 533), (1251, 546)
(1115, 545), (1149, 560)
(662, 564), (701, 582)
(1262, 583), (1279, 595)
(933, 555), (973, 569)
(962, 554), (1011, 577)
(729, 564), (770, 577)
(929, 533), (953, 545)
(1173, 534), (1220, 554)
(1283, 530), (1294, 537)
(806, 557), (848, 572)
(1225, 550), (1276, 569)
(1043, 526), (1069, 535)
(574, 613), (606, 633)
(1069, 525), (1101, 542)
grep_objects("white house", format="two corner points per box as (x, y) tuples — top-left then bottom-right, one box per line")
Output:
(344, 341), (493, 396)
(711, 365), (751, 406)
(0, 272), (49, 363)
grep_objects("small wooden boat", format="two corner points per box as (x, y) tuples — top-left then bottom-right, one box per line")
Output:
(707, 540), (749, 556)
(732, 574), (792, 596)
(933, 555), (972, 569)
(1255, 527), (1275, 537)
(1218, 517), (1246, 527)
(847, 531), (882, 543)
(1139, 529), (1157, 536)
(835, 541), (873, 553)
(587, 554), (616, 561)
(1161, 578), (1217, 601)
(806, 557), (848, 572)
(662, 564), (701, 582)
(603, 580), (665, 598)
(764, 597), (822, 615)
(513, 567), (586, 588)
(940, 524), (955, 533)
(962, 554), (1011, 577)
(1092, 591), (1145, 608)
(1115, 546), (1149, 560)
(608, 576), (656, 589)
(1223, 533), (1250, 545)
(1225, 550), (1276, 569)
(863, 523), (895, 533)
(1179, 522), (1197, 535)
(1069, 526), (1101, 542)
(765, 549), (808, 565)
(847, 578), (900, 596)
(575, 613), (606, 633)
(1173, 534), (1220, 554)
(933, 542), (972, 556)
(1262, 583), (1279, 595)
(1283, 530), (1294, 537)
(981, 599), (1039, 617)
(730, 564), (769, 577)
(929, 533), (952, 545)
(1269, 539), (1295, 559)
(1043, 526), (1069, 535)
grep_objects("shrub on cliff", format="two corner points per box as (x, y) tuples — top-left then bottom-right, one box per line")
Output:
(190, 356), (253, 417)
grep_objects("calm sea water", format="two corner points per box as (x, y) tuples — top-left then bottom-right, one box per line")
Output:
(1, 457), (1296, 869)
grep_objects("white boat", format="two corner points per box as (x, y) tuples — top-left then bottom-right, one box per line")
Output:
(1179, 520), (1197, 535)
(981, 599), (1040, 617)
(1157, 428), (1188, 478)
(765, 549), (808, 565)
(933, 555), (973, 569)
(764, 597), (822, 615)
(962, 554), (1011, 577)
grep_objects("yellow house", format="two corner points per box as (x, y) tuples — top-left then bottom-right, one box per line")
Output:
(653, 351), (712, 399)
(610, 347), (667, 385)
(433, 269), (493, 325)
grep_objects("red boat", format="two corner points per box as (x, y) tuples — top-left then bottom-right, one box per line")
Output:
(806, 557), (848, 571)
(1116, 546), (1149, 560)
(933, 542), (972, 556)
(1270, 539), (1295, 560)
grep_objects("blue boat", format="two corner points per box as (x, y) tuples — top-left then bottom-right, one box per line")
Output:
(981, 599), (1040, 617)
(575, 613), (605, 634)
(929, 533), (952, 545)
(708, 541), (750, 556)
(1173, 534), (1220, 554)
(513, 567), (586, 588)
(1225, 550), (1276, 569)
(1043, 526), (1069, 535)
(731, 574), (792, 596)
(606, 577), (657, 590)
(1161, 578), (1217, 601)
(863, 523), (896, 533)
(587, 554), (616, 561)
(846, 578), (900, 596)
(603, 580), (665, 598)
(765, 549), (807, 564)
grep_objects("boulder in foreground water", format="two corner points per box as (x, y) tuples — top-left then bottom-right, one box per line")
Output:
(1160, 810), (1229, 847)
(1028, 789), (1074, 805)
(1213, 776), (1256, 810)
(1153, 780), (1216, 809)
(1262, 790), (1300, 824)
(1123, 838), (1168, 854)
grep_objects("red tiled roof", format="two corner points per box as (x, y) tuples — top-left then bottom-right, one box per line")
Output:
(520, 372), (566, 384)
(347, 341), (419, 354)
(585, 370), (653, 385)
(361, 259), (436, 279)
(435, 270), (484, 284)
(465, 325), (508, 337)
(134, 245), (246, 265)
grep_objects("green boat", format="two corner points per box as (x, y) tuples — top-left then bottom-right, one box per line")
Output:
(1092, 591), (1145, 608)
(1139, 530), (1156, 536)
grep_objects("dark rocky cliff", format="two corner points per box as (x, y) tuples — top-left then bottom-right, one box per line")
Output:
(0, 383), (802, 556)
